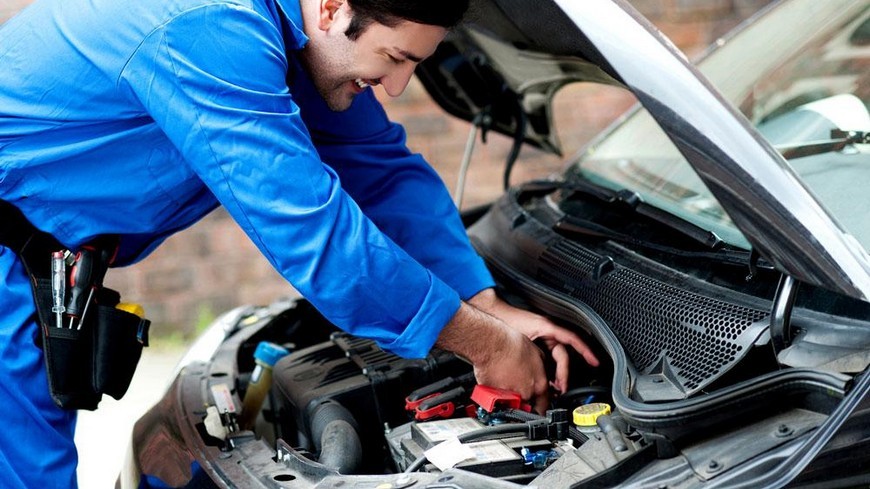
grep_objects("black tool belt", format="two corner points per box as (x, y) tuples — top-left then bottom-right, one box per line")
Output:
(0, 200), (150, 411)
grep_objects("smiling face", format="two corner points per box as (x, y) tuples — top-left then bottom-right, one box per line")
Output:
(299, 0), (447, 111)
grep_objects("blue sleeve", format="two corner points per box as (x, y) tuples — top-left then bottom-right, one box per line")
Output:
(289, 75), (495, 300)
(117, 4), (458, 358)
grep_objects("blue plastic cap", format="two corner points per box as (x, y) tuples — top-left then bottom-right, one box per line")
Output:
(254, 341), (290, 367)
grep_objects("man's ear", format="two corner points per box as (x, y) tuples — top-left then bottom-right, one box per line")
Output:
(317, 0), (344, 31)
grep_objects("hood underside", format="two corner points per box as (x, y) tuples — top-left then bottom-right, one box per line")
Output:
(415, 0), (624, 156)
(416, 0), (870, 302)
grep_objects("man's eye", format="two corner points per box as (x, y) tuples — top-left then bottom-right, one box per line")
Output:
(387, 55), (403, 64)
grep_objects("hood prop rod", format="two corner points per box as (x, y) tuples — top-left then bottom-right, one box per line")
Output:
(770, 273), (799, 358)
(454, 109), (492, 209)
(502, 96), (528, 191)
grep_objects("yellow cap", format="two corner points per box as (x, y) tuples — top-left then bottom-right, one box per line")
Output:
(116, 302), (145, 318)
(573, 402), (612, 427)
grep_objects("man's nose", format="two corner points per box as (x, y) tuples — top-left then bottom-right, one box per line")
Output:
(381, 64), (417, 97)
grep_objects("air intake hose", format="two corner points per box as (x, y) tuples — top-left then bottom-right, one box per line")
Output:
(308, 400), (362, 474)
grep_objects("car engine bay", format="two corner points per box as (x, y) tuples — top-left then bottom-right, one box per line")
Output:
(132, 185), (870, 489)
(228, 301), (640, 486)
(114, 0), (870, 485)
(147, 185), (870, 489)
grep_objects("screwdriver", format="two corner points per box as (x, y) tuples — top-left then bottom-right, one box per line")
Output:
(51, 251), (66, 329)
(67, 247), (95, 329)
(77, 245), (113, 331)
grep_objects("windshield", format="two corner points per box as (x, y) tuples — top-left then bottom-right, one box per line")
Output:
(570, 0), (870, 251)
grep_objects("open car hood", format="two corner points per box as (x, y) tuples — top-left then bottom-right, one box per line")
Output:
(417, 0), (870, 301)
(416, 0), (624, 156)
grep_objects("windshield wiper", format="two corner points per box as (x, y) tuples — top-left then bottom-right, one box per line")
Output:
(517, 179), (772, 269)
(777, 129), (869, 160)
(553, 214), (766, 268)
(520, 179), (725, 250)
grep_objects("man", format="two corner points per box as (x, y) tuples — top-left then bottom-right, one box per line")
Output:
(0, 0), (598, 486)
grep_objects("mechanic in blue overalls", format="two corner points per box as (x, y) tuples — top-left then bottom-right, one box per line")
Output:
(0, 0), (599, 486)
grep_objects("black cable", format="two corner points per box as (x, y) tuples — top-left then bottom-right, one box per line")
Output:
(500, 409), (589, 445)
(502, 96), (528, 191)
(568, 426), (589, 445)
(500, 408), (544, 423)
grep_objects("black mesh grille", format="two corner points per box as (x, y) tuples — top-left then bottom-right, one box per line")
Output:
(538, 240), (769, 395)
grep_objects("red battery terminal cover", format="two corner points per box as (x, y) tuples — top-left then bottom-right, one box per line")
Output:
(405, 393), (440, 412)
(470, 385), (532, 413)
(415, 401), (456, 421)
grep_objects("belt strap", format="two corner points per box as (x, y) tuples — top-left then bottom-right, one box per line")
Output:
(0, 200), (63, 277)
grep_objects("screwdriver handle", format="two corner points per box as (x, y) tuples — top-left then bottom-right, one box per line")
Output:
(92, 242), (114, 287)
(66, 248), (95, 319)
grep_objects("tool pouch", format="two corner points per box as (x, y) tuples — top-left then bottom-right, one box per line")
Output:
(33, 278), (151, 411)
(1, 200), (150, 411)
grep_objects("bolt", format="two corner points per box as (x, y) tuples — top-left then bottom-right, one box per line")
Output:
(395, 475), (414, 486)
(707, 460), (722, 473)
(775, 424), (793, 437)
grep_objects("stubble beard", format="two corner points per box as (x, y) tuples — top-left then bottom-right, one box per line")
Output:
(299, 41), (356, 112)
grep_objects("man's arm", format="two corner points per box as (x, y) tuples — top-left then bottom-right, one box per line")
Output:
(118, 4), (593, 405)
(294, 78), (494, 301)
(436, 301), (552, 413)
(467, 288), (600, 394)
(296, 77), (600, 396)
(118, 5), (458, 358)
(293, 64), (599, 398)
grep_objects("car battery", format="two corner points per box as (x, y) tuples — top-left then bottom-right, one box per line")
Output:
(414, 418), (485, 450)
(387, 418), (555, 478)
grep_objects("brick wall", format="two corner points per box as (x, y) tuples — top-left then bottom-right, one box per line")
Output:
(2, 0), (773, 335)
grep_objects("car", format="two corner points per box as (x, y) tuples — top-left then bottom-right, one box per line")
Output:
(120, 0), (870, 487)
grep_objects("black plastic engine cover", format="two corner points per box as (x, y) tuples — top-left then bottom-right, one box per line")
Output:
(272, 332), (470, 472)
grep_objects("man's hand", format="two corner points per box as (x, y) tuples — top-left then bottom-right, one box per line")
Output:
(468, 288), (599, 394)
(436, 302), (551, 413)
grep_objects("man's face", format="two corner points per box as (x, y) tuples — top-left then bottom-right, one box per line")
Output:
(301, 2), (447, 111)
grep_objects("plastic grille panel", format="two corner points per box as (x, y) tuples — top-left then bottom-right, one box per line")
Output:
(287, 334), (403, 388)
(538, 240), (770, 396)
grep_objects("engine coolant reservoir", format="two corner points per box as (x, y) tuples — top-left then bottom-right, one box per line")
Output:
(238, 341), (290, 430)
(573, 402), (612, 433)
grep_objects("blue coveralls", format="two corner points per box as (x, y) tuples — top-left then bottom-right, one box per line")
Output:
(0, 0), (494, 485)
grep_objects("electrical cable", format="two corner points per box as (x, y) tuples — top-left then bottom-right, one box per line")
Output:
(454, 111), (491, 209)
(502, 96), (528, 191)
(499, 408), (589, 445)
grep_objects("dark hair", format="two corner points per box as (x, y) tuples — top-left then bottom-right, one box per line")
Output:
(344, 0), (469, 40)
